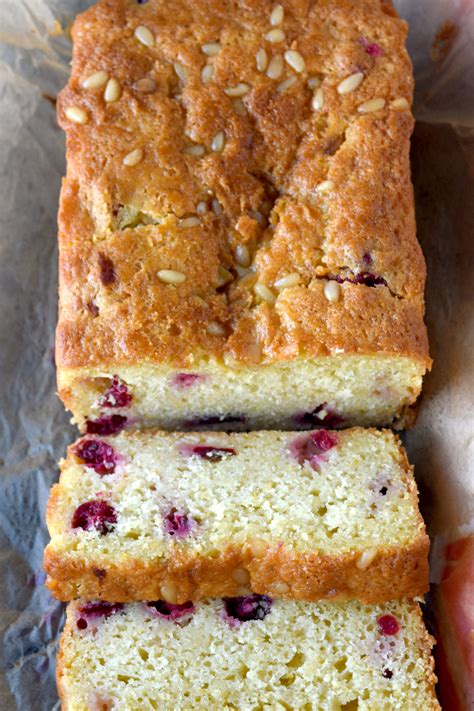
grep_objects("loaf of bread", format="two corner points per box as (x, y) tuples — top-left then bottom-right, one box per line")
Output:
(56, 0), (430, 433)
(57, 597), (439, 709)
(44, 428), (428, 603)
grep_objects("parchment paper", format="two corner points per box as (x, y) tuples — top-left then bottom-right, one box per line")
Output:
(0, 1), (472, 709)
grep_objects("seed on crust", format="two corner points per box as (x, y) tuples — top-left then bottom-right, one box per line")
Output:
(173, 62), (187, 82)
(122, 148), (143, 166)
(358, 97), (386, 113)
(274, 273), (301, 289)
(183, 144), (205, 157)
(81, 71), (108, 89)
(134, 25), (154, 47)
(267, 55), (284, 80)
(235, 244), (250, 267)
(104, 78), (121, 103)
(160, 584), (178, 604)
(201, 43), (221, 56)
(316, 180), (334, 193)
(201, 64), (214, 84)
(277, 76), (297, 92)
(337, 72), (364, 94)
(284, 50), (305, 73)
(157, 269), (186, 284)
(254, 282), (276, 304)
(391, 97), (410, 110)
(211, 131), (225, 152)
(324, 280), (341, 302)
(179, 216), (200, 228)
(265, 29), (285, 43)
(65, 106), (88, 124)
(312, 87), (324, 110)
(356, 548), (378, 570)
(133, 77), (157, 93)
(224, 83), (250, 97)
(272, 581), (290, 594)
(270, 4), (284, 26)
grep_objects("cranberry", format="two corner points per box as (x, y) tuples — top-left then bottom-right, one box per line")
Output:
(223, 595), (272, 624)
(294, 405), (345, 429)
(377, 614), (400, 636)
(73, 439), (117, 475)
(183, 444), (237, 462)
(362, 252), (373, 267)
(172, 373), (203, 388)
(86, 301), (99, 317)
(100, 376), (132, 408)
(354, 272), (387, 288)
(359, 37), (384, 56)
(382, 669), (393, 679)
(98, 252), (115, 285)
(86, 414), (128, 435)
(326, 272), (387, 288)
(147, 600), (195, 621)
(163, 508), (196, 538)
(79, 601), (124, 618)
(76, 601), (124, 630)
(289, 430), (338, 469)
(72, 500), (117, 535)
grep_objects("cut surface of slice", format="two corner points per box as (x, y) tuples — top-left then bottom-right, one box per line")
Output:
(45, 428), (429, 603)
(57, 598), (439, 710)
(60, 352), (427, 433)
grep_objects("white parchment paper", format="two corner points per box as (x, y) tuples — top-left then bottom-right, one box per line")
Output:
(0, 1), (472, 708)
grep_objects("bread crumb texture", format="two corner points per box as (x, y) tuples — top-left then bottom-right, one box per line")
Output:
(57, 598), (439, 710)
(44, 428), (428, 602)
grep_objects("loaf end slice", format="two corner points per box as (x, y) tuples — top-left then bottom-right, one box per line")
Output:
(56, 0), (430, 432)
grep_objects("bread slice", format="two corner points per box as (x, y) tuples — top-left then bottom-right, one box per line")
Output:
(56, 0), (430, 433)
(57, 597), (439, 710)
(44, 428), (428, 603)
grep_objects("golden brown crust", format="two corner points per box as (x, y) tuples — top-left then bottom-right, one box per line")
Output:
(410, 603), (440, 705)
(56, 235), (430, 367)
(44, 536), (429, 605)
(56, 0), (430, 374)
(55, 618), (70, 711)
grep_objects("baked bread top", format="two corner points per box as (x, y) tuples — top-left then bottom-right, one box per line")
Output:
(57, 0), (428, 369)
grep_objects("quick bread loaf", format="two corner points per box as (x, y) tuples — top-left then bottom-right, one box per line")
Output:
(57, 597), (439, 709)
(44, 428), (429, 603)
(51, 2), (438, 707)
(56, 0), (430, 433)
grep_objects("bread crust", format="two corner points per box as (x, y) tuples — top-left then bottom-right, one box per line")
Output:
(55, 0), (430, 382)
(45, 535), (429, 605)
(55, 623), (71, 711)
